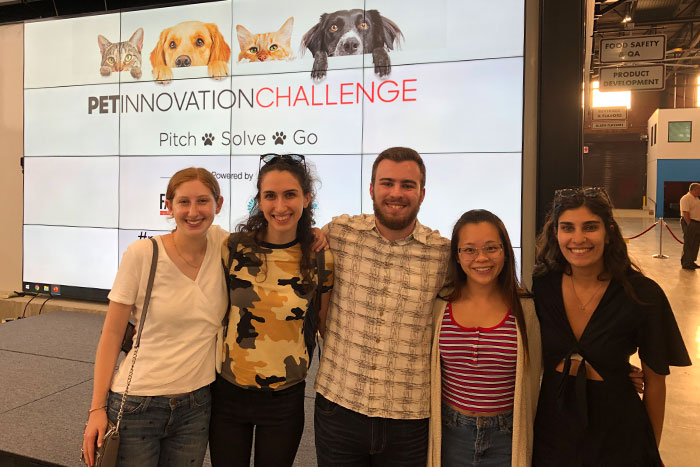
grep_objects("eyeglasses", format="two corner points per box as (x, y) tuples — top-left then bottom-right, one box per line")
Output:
(457, 244), (504, 259)
(554, 187), (611, 204)
(259, 153), (306, 172)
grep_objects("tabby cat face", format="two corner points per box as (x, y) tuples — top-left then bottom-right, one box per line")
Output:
(100, 42), (138, 70)
(98, 28), (144, 79)
(236, 17), (294, 62)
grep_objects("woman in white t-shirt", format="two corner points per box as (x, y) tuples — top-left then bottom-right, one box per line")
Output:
(82, 167), (229, 467)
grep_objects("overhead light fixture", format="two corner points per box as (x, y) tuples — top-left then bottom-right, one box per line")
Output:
(591, 81), (631, 109)
(622, 15), (632, 23)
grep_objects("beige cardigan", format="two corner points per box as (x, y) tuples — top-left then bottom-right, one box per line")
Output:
(427, 296), (542, 467)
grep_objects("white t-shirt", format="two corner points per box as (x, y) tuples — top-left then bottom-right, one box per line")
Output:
(680, 192), (700, 221)
(108, 225), (228, 395)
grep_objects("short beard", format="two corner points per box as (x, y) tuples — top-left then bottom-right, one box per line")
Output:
(372, 198), (420, 232)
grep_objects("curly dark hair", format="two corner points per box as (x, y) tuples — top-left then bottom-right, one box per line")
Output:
(533, 187), (642, 301)
(236, 155), (318, 289)
(444, 209), (532, 358)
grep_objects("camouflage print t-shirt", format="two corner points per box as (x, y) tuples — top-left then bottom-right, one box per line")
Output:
(221, 233), (334, 390)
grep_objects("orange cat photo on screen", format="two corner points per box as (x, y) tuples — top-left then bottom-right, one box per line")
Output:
(150, 21), (231, 83)
(236, 17), (294, 62)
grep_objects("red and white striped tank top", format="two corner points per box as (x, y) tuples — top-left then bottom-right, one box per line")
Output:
(439, 302), (518, 413)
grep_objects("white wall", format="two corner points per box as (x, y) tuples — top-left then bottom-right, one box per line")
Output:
(655, 108), (700, 159)
(646, 109), (659, 208)
(646, 159), (657, 209)
(646, 107), (700, 211)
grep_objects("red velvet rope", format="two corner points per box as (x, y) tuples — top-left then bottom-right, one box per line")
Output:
(664, 223), (684, 244)
(624, 221), (658, 240)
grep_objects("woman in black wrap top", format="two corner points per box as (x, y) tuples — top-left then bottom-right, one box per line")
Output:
(531, 187), (691, 467)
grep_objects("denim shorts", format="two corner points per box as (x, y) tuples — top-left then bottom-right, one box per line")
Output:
(441, 402), (513, 467)
(107, 385), (211, 467)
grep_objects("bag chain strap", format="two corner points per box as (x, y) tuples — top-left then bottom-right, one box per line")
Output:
(115, 345), (139, 431)
(114, 237), (158, 432)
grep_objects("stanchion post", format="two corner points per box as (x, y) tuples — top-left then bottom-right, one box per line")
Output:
(653, 217), (669, 259)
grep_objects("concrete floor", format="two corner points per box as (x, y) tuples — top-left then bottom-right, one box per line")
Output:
(211, 212), (699, 466)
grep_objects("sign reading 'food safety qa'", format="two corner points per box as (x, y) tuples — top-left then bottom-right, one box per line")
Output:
(599, 35), (665, 64)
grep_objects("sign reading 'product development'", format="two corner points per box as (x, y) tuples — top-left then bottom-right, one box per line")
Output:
(599, 65), (665, 92)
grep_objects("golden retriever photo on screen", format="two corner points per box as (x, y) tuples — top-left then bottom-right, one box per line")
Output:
(150, 21), (231, 83)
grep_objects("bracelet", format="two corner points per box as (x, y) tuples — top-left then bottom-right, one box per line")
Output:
(87, 405), (107, 415)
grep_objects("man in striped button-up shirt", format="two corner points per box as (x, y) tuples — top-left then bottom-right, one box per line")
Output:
(314, 147), (450, 467)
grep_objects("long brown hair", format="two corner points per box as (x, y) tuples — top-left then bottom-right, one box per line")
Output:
(445, 209), (531, 357)
(533, 187), (643, 301)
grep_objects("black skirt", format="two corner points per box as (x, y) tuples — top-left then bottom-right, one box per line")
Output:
(533, 372), (662, 467)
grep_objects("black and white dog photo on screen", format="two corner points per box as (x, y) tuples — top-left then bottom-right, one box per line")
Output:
(301, 9), (403, 81)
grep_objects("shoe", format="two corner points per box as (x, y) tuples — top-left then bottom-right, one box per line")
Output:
(682, 265), (696, 270)
(693, 263), (700, 269)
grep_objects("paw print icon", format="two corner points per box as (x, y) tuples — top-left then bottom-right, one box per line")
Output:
(272, 131), (286, 145)
(202, 133), (215, 146)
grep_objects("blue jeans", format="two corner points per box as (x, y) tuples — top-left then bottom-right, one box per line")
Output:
(441, 403), (513, 467)
(314, 392), (429, 467)
(107, 385), (211, 467)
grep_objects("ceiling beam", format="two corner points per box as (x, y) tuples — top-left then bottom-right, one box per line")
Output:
(661, 0), (700, 46)
(663, 27), (700, 78)
(597, 15), (700, 32)
(598, 0), (631, 17)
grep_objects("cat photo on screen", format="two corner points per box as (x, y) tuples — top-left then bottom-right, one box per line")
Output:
(236, 17), (295, 62)
(97, 28), (144, 79)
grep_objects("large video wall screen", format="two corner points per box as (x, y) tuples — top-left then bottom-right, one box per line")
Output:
(23, 0), (526, 296)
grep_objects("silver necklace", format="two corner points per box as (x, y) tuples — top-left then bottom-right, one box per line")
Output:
(569, 274), (605, 311)
(172, 234), (204, 269)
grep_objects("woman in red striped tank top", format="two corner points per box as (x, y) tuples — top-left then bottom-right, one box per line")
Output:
(427, 210), (542, 467)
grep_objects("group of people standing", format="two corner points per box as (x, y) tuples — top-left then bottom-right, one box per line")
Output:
(83, 147), (691, 467)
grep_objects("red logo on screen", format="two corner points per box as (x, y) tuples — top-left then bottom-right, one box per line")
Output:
(87, 79), (418, 114)
(159, 193), (168, 216)
(254, 80), (418, 108)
